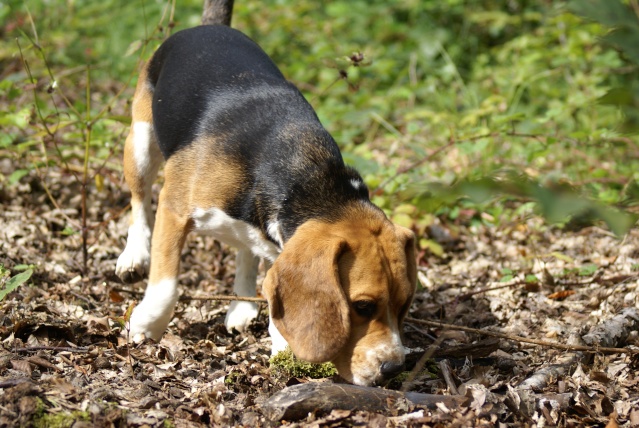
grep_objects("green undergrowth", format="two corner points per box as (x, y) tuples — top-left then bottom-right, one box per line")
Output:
(269, 348), (337, 379)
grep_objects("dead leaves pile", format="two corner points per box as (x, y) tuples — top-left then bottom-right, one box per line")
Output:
(1, 172), (638, 426)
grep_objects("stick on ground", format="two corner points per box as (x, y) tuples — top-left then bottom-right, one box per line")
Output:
(261, 382), (465, 421)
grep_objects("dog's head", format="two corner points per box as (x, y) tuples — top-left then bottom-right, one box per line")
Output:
(263, 206), (416, 386)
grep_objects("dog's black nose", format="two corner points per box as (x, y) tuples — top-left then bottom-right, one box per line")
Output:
(380, 361), (404, 379)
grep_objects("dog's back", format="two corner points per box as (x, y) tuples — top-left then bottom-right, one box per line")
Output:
(145, 24), (369, 239)
(147, 25), (305, 158)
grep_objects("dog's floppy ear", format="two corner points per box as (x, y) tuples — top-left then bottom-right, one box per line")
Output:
(263, 223), (350, 363)
(396, 225), (417, 289)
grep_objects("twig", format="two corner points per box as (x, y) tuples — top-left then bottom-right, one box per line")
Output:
(27, 355), (62, 372)
(438, 359), (459, 395)
(68, 290), (95, 308)
(405, 317), (638, 355)
(179, 295), (268, 303)
(373, 136), (459, 194)
(14, 346), (90, 353)
(111, 288), (269, 303)
(401, 334), (445, 393)
(0, 379), (33, 389)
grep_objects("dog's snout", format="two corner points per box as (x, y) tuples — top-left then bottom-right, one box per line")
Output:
(380, 361), (404, 379)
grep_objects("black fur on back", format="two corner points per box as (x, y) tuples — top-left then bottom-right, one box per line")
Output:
(146, 25), (375, 243)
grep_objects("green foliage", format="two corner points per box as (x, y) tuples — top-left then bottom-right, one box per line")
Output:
(1, 0), (638, 243)
(269, 348), (337, 379)
(0, 265), (33, 301)
(569, 0), (639, 134)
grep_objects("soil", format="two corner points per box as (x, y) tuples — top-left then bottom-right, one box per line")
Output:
(1, 160), (638, 427)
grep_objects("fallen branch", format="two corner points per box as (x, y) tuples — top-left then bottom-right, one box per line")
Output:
(582, 307), (639, 348)
(517, 352), (582, 391)
(406, 317), (638, 355)
(261, 382), (465, 421)
(514, 309), (639, 392)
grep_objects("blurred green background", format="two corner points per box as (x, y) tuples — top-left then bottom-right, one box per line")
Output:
(1, 0), (638, 244)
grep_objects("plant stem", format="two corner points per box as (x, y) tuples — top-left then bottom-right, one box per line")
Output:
(81, 65), (92, 275)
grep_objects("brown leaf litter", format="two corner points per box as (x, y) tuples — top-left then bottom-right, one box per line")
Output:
(1, 168), (638, 427)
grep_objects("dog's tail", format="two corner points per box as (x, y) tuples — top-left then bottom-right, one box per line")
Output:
(202, 0), (234, 26)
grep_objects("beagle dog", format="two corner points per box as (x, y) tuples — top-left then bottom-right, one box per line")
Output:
(115, 22), (416, 386)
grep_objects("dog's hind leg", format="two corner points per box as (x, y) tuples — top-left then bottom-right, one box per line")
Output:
(225, 248), (260, 332)
(116, 67), (163, 284)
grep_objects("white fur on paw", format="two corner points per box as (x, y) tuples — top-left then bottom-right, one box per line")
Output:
(225, 301), (259, 332)
(116, 245), (150, 281)
(128, 305), (168, 342)
(126, 278), (179, 341)
(116, 224), (151, 281)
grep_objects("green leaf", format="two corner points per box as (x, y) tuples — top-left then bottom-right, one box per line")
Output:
(124, 302), (136, 323)
(569, 0), (638, 28)
(0, 269), (33, 301)
(525, 274), (539, 284)
(8, 169), (29, 185)
(592, 205), (637, 237)
(420, 239), (444, 257)
(549, 252), (574, 263)
(579, 264), (598, 276)
(61, 226), (77, 236)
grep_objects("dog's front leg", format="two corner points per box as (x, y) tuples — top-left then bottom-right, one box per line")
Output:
(128, 188), (190, 342)
(225, 248), (260, 332)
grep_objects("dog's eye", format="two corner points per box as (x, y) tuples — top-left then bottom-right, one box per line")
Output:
(353, 300), (377, 318)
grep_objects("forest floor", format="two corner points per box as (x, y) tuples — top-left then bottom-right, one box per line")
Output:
(0, 160), (638, 427)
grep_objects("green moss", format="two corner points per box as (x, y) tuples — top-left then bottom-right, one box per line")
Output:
(33, 410), (90, 428)
(224, 370), (243, 384)
(34, 397), (47, 420)
(386, 366), (438, 389)
(269, 348), (337, 379)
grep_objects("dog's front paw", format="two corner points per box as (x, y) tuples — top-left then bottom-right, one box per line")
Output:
(127, 304), (169, 342)
(125, 283), (179, 342)
(225, 301), (259, 332)
(116, 248), (150, 285)
(116, 226), (151, 283)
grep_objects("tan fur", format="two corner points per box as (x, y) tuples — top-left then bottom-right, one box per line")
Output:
(148, 189), (192, 283)
(166, 138), (245, 211)
(263, 202), (416, 383)
(123, 66), (155, 206)
(145, 137), (247, 282)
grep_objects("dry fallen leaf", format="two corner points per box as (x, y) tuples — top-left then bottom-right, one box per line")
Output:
(11, 359), (33, 375)
(547, 290), (576, 300)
